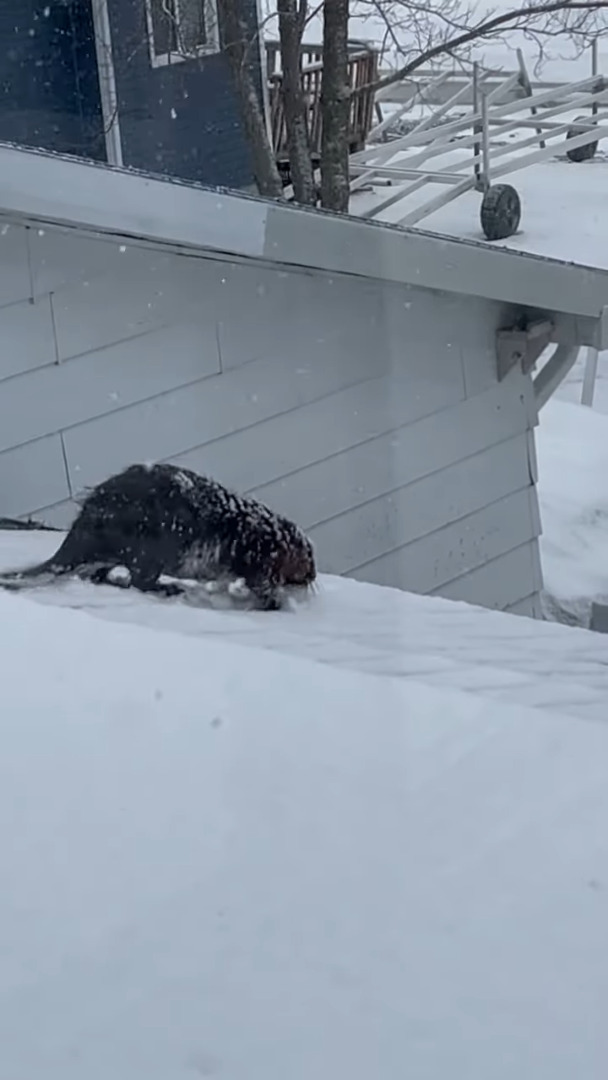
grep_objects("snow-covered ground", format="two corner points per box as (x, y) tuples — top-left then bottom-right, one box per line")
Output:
(537, 392), (608, 624)
(5, 11), (608, 1068)
(3, 537), (608, 1079)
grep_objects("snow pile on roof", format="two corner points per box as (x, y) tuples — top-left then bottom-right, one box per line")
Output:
(536, 395), (608, 623)
(2, 533), (608, 1078)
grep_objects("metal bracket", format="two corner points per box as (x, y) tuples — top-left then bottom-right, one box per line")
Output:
(495, 318), (554, 381)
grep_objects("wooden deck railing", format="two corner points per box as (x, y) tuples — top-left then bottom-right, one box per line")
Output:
(265, 41), (379, 161)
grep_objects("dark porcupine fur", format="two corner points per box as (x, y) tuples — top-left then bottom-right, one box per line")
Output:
(0, 463), (317, 611)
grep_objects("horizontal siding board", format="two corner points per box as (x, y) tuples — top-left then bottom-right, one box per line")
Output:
(529, 532), (544, 596)
(309, 435), (532, 570)
(526, 428), (539, 483)
(217, 263), (384, 371)
(346, 487), (538, 596)
(22, 497), (79, 530)
(0, 436), (70, 519)
(0, 322), (221, 455)
(432, 542), (538, 611)
(28, 227), (139, 299)
(379, 283), (465, 394)
(50, 247), (222, 361)
(0, 224), (32, 308)
(248, 367), (532, 525)
(61, 342), (388, 493)
(0, 296), (56, 382)
(456, 295), (515, 398)
(505, 593), (542, 618)
(172, 357), (508, 495)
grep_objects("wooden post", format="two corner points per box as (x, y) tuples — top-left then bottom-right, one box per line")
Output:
(581, 347), (600, 407)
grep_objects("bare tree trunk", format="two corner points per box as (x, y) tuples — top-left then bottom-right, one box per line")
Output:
(320, 0), (350, 212)
(219, 0), (284, 199)
(277, 0), (316, 204)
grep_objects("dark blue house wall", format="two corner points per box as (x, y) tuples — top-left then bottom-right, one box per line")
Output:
(106, 0), (257, 189)
(0, 0), (261, 190)
(0, 0), (104, 160)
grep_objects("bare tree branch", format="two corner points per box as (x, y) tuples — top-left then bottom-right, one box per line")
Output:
(360, 1), (608, 92)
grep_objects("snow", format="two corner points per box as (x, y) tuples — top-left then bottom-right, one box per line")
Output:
(5, 9), (608, 1068)
(534, 358), (608, 623)
(354, 154), (608, 267)
(2, 539), (608, 1078)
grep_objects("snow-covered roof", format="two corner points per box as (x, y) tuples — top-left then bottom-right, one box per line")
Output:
(1, 140), (608, 329)
(2, 538), (608, 1078)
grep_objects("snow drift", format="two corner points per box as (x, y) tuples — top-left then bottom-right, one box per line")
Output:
(2, 570), (608, 1078)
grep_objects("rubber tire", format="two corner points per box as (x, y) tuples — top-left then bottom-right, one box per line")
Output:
(480, 183), (521, 241)
(566, 115), (598, 163)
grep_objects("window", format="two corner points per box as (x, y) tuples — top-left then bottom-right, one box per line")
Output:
(144, 0), (220, 67)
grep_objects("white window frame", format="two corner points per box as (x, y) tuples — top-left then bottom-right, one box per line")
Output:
(144, 0), (220, 69)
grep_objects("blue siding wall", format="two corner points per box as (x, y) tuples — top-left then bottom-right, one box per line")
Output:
(106, 0), (257, 189)
(0, 1), (260, 190)
(0, 0), (104, 160)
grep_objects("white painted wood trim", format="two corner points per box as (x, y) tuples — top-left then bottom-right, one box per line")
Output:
(581, 346), (600, 407)
(143, 0), (220, 68)
(0, 141), (606, 331)
(534, 344), (580, 409)
(91, 0), (123, 168)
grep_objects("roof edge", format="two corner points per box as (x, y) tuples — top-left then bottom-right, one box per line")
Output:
(0, 141), (606, 320)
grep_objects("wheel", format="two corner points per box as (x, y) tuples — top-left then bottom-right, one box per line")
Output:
(480, 183), (521, 241)
(566, 115), (598, 162)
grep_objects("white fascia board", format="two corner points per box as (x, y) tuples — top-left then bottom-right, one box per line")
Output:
(0, 141), (607, 322)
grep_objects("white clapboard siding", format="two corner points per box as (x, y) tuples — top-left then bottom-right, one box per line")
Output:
(347, 487), (539, 594)
(0, 224), (32, 308)
(0, 217), (547, 615)
(505, 593), (544, 618)
(433, 541), (543, 611)
(0, 436), (70, 519)
(308, 434), (532, 569)
(173, 361), (525, 498)
(0, 322), (221, 455)
(248, 370), (534, 526)
(63, 332), (465, 494)
(0, 296), (56, 381)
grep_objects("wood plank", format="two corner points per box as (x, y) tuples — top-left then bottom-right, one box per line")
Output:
(0, 320), (221, 455)
(0, 296), (56, 383)
(346, 487), (538, 597)
(61, 341), (387, 493)
(433, 542), (539, 611)
(378, 282), (465, 395)
(28, 226), (141, 299)
(0, 436), (70, 519)
(248, 367), (532, 524)
(50, 245), (221, 361)
(23, 497), (79, 530)
(0, 223), (32, 308)
(505, 592), (543, 618)
(216, 262), (384, 372)
(457, 295), (515, 397)
(173, 353), (496, 496)
(309, 435), (533, 571)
